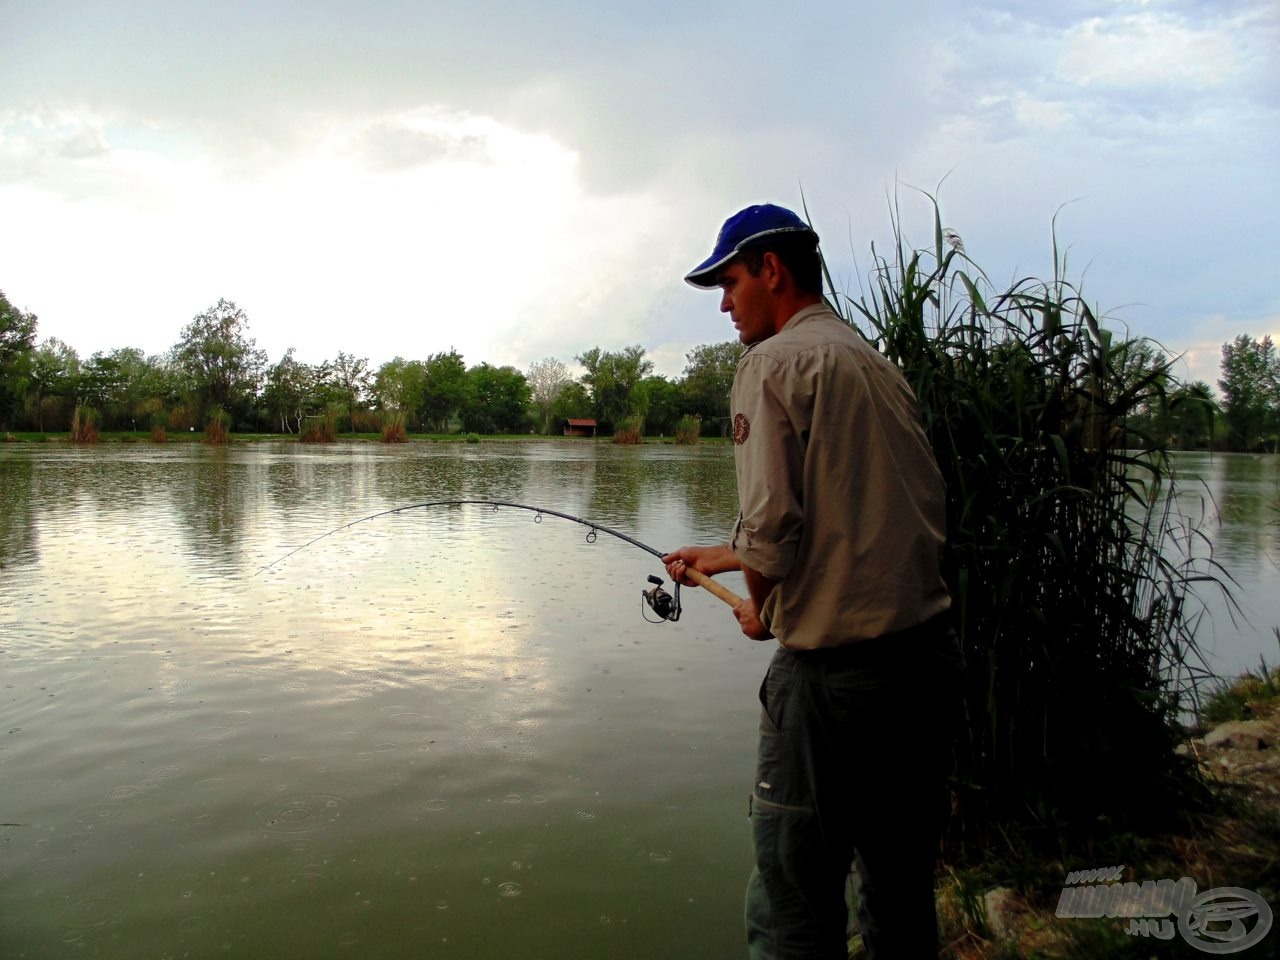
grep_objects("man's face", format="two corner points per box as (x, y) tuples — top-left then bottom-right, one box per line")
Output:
(716, 260), (771, 345)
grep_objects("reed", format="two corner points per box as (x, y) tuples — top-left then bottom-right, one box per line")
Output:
(380, 411), (408, 443)
(203, 406), (230, 444)
(832, 193), (1217, 851)
(612, 415), (643, 444)
(674, 415), (702, 445)
(70, 405), (100, 443)
(300, 410), (337, 443)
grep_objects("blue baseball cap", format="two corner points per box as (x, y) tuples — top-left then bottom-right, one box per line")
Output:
(684, 203), (817, 288)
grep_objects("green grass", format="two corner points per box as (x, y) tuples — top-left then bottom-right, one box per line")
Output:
(1196, 636), (1280, 726)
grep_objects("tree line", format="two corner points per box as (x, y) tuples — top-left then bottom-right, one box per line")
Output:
(0, 294), (743, 438)
(2, 288), (1277, 450)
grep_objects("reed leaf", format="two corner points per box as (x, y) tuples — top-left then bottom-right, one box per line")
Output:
(830, 191), (1220, 852)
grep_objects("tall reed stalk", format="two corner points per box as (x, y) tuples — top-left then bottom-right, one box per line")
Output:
(674, 415), (702, 445)
(300, 410), (337, 443)
(613, 415), (643, 444)
(380, 411), (408, 443)
(70, 405), (99, 443)
(832, 194), (1217, 852)
(204, 406), (230, 444)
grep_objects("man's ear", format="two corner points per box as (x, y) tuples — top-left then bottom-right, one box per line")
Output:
(760, 252), (786, 293)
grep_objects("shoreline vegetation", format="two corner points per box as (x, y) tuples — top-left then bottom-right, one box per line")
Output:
(923, 662), (1280, 959)
(827, 193), (1276, 958)
(0, 430), (733, 444)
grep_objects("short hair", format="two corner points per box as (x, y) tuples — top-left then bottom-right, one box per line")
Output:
(738, 233), (824, 296)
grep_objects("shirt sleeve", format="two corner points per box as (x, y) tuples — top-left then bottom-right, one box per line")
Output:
(730, 352), (807, 582)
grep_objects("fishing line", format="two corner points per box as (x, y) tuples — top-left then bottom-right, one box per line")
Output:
(257, 499), (742, 622)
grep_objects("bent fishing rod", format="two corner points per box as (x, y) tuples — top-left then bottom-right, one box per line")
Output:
(258, 499), (743, 623)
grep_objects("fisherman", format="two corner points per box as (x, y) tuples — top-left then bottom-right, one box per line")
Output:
(664, 203), (964, 959)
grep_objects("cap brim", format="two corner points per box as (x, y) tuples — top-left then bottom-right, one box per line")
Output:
(683, 225), (817, 289)
(683, 251), (736, 289)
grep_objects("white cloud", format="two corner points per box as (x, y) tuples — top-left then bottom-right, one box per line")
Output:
(1059, 12), (1238, 89)
(1013, 96), (1073, 131)
(0, 104), (683, 370)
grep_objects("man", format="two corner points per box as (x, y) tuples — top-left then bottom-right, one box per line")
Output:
(663, 203), (963, 959)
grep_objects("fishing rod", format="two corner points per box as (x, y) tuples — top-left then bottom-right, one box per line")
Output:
(258, 499), (742, 623)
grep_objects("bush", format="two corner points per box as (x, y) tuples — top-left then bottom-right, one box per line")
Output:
(70, 405), (100, 443)
(204, 406), (230, 444)
(612, 415), (643, 444)
(380, 411), (407, 443)
(301, 411), (338, 443)
(674, 415), (702, 445)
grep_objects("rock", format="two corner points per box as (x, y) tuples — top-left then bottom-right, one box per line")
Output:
(983, 886), (1018, 941)
(1203, 720), (1272, 751)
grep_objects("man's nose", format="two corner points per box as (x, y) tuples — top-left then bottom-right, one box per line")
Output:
(719, 291), (732, 313)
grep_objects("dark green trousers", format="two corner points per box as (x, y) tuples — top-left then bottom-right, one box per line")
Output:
(744, 620), (963, 960)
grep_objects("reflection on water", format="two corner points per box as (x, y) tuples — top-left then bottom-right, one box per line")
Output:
(0, 454), (37, 570)
(0, 441), (758, 960)
(1171, 452), (1280, 673)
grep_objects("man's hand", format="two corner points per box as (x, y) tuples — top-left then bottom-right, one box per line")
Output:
(662, 544), (740, 586)
(733, 597), (773, 641)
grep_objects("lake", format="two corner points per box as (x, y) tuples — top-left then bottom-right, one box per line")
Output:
(0, 442), (1275, 959)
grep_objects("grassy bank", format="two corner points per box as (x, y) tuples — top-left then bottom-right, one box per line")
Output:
(923, 661), (1280, 959)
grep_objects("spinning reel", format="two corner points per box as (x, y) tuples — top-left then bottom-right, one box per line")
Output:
(641, 574), (681, 623)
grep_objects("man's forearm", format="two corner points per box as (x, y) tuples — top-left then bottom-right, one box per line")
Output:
(699, 543), (743, 575)
(741, 563), (778, 611)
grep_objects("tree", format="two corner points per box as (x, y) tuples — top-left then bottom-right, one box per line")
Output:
(330, 352), (372, 433)
(1109, 337), (1172, 446)
(575, 345), (653, 428)
(421, 349), (468, 433)
(548, 381), (591, 431)
(172, 299), (267, 425)
(27, 337), (79, 432)
(527, 357), (570, 434)
(637, 375), (682, 435)
(373, 357), (427, 429)
(78, 352), (127, 426)
(459, 363), (532, 434)
(262, 349), (320, 434)
(682, 340), (743, 435)
(1169, 381), (1217, 450)
(1218, 334), (1280, 450)
(0, 290), (38, 429)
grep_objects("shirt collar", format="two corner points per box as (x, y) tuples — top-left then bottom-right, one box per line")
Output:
(779, 301), (832, 333)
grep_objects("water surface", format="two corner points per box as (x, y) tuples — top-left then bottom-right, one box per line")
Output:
(1, 442), (761, 959)
(1, 442), (1275, 958)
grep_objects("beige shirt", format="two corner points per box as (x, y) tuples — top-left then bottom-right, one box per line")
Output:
(730, 303), (951, 648)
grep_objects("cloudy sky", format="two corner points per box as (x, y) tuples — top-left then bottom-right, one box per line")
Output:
(1, 0), (1275, 386)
